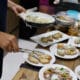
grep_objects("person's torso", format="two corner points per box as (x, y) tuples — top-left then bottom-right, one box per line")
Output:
(0, 0), (7, 31)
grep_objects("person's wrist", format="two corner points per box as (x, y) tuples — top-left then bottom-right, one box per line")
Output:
(8, 0), (16, 10)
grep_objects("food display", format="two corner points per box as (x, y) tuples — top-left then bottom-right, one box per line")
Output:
(28, 51), (52, 64)
(26, 15), (53, 24)
(19, 73), (27, 80)
(44, 67), (72, 80)
(57, 43), (77, 56)
(25, 12), (55, 24)
(40, 32), (62, 43)
(25, 48), (56, 67)
(30, 30), (69, 47)
(50, 43), (79, 59)
(39, 64), (77, 80)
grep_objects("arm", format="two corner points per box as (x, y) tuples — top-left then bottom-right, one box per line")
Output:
(8, 0), (26, 16)
(0, 32), (19, 52)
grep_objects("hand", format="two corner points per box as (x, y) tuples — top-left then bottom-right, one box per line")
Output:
(8, 0), (26, 16)
(11, 4), (26, 16)
(0, 32), (19, 52)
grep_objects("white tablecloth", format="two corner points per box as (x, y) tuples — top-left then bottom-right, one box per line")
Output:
(1, 39), (38, 80)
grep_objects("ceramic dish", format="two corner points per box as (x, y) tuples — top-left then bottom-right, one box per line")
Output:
(39, 64), (77, 80)
(30, 30), (70, 47)
(50, 43), (79, 59)
(23, 48), (56, 67)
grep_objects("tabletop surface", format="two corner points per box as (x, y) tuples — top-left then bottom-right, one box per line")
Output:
(12, 26), (80, 80)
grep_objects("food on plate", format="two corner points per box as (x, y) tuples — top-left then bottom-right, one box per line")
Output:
(28, 55), (39, 64)
(57, 43), (77, 56)
(40, 32), (62, 43)
(68, 26), (78, 36)
(74, 37), (80, 44)
(28, 51), (52, 64)
(41, 35), (54, 43)
(52, 32), (62, 39)
(26, 14), (54, 24)
(40, 37), (49, 43)
(43, 67), (72, 80)
(19, 73), (27, 80)
(56, 15), (73, 22)
(57, 43), (64, 49)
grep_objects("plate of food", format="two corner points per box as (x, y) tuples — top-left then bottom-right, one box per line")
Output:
(68, 36), (80, 47)
(75, 65), (80, 80)
(39, 64), (77, 80)
(50, 43), (79, 59)
(23, 48), (56, 67)
(30, 30), (70, 47)
(19, 11), (55, 27)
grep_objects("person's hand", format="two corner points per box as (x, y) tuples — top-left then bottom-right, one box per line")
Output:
(8, 0), (26, 16)
(0, 32), (19, 52)
(11, 4), (26, 16)
(53, 0), (60, 4)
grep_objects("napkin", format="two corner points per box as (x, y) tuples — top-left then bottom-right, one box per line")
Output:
(1, 52), (27, 80)
(18, 39), (38, 50)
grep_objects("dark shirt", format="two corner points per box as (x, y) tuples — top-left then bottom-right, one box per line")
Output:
(20, 0), (39, 9)
(0, 0), (7, 78)
(0, 0), (7, 32)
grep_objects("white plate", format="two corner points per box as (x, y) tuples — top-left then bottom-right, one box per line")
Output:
(39, 64), (77, 80)
(23, 48), (56, 67)
(75, 65), (80, 79)
(30, 30), (70, 47)
(50, 43), (79, 59)
(68, 36), (80, 47)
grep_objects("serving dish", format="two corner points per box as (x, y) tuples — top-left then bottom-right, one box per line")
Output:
(50, 43), (79, 59)
(19, 11), (55, 27)
(23, 48), (56, 67)
(39, 64), (77, 80)
(30, 30), (70, 47)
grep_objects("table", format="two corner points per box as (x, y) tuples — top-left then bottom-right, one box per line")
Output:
(12, 28), (80, 80)
(2, 25), (80, 80)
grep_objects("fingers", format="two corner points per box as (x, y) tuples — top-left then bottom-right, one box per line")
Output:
(8, 35), (19, 52)
(13, 5), (26, 16)
(10, 36), (19, 52)
(0, 32), (19, 53)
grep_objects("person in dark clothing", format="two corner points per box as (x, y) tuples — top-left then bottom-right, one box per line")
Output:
(0, 0), (19, 78)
